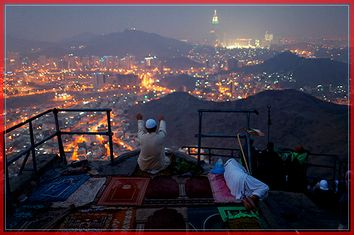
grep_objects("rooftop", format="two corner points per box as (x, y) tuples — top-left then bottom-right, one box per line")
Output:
(4, 108), (346, 231)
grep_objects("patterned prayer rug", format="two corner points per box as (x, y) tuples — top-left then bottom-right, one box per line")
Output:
(136, 207), (187, 230)
(185, 176), (213, 198)
(228, 217), (262, 230)
(19, 208), (72, 229)
(51, 177), (106, 208)
(187, 207), (225, 231)
(6, 204), (49, 229)
(97, 177), (150, 206)
(111, 208), (136, 230)
(145, 208), (186, 230)
(59, 208), (136, 230)
(208, 173), (238, 203)
(145, 176), (179, 199)
(29, 174), (90, 202)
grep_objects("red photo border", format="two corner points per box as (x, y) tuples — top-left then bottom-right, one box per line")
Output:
(0, 0), (352, 234)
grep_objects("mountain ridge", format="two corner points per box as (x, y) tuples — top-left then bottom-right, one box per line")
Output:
(239, 51), (347, 87)
(7, 30), (193, 58)
(127, 89), (348, 159)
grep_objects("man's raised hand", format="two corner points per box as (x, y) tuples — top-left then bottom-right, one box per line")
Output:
(158, 115), (164, 121)
(136, 113), (143, 120)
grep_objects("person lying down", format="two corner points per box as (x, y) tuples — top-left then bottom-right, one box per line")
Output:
(224, 158), (269, 211)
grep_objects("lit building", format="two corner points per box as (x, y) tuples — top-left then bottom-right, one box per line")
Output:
(144, 55), (156, 67)
(120, 55), (136, 69)
(225, 38), (254, 49)
(212, 9), (219, 25)
(209, 9), (220, 47)
(255, 39), (261, 48)
(93, 72), (107, 90)
(235, 38), (252, 48)
(263, 31), (274, 48)
(6, 51), (21, 71)
(63, 54), (76, 69)
(265, 31), (273, 41)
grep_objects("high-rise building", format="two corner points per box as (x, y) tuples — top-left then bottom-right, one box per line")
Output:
(144, 56), (153, 67)
(63, 54), (76, 69)
(255, 39), (261, 48)
(265, 31), (274, 41)
(93, 72), (107, 90)
(230, 82), (235, 95)
(263, 31), (274, 48)
(212, 9), (219, 25)
(209, 10), (220, 47)
(120, 55), (136, 69)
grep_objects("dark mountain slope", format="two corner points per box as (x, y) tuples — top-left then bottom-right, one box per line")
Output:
(128, 90), (348, 159)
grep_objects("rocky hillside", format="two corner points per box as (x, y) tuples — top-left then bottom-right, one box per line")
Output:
(127, 90), (348, 159)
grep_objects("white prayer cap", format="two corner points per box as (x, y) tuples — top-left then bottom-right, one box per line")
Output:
(145, 119), (157, 129)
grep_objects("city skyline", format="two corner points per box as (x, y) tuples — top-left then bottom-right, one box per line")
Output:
(6, 5), (349, 43)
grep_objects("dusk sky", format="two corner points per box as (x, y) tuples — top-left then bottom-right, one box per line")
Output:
(6, 5), (348, 43)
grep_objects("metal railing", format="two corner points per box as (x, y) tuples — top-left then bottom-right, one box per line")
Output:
(196, 109), (259, 173)
(4, 108), (114, 193)
(277, 149), (340, 186)
(193, 108), (341, 184)
(181, 145), (241, 164)
(306, 153), (339, 181)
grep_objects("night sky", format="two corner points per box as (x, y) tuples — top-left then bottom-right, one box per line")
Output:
(6, 5), (348, 43)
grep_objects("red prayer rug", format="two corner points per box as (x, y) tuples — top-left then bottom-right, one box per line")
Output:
(185, 176), (213, 198)
(145, 176), (179, 199)
(59, 208), (136, 230)
(97, 177), (150, 206)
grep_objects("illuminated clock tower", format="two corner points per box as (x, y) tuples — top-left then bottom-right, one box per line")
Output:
(210, 10), (220, 47)
(212, 9), (219, 25)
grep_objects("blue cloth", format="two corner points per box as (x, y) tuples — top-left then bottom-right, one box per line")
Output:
(29, 174), (90, 202)
(211, 159), (225, 174)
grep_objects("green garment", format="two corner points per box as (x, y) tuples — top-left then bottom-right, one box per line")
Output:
(278, 151), (308, 164)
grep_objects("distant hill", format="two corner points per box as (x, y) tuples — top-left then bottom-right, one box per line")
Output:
(6, 36), (55, 55)
(314, 47), (348, 63)
(127, 90), (348, 159)
(240, 51), (348, 87)
(9, 30), (193, 58)
(74, 29), (192, 57)
(61, 32), (99, 43)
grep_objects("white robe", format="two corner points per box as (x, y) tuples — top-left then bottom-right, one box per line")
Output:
(137, 120), (170, 172)
(224, 158), (269, 200)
